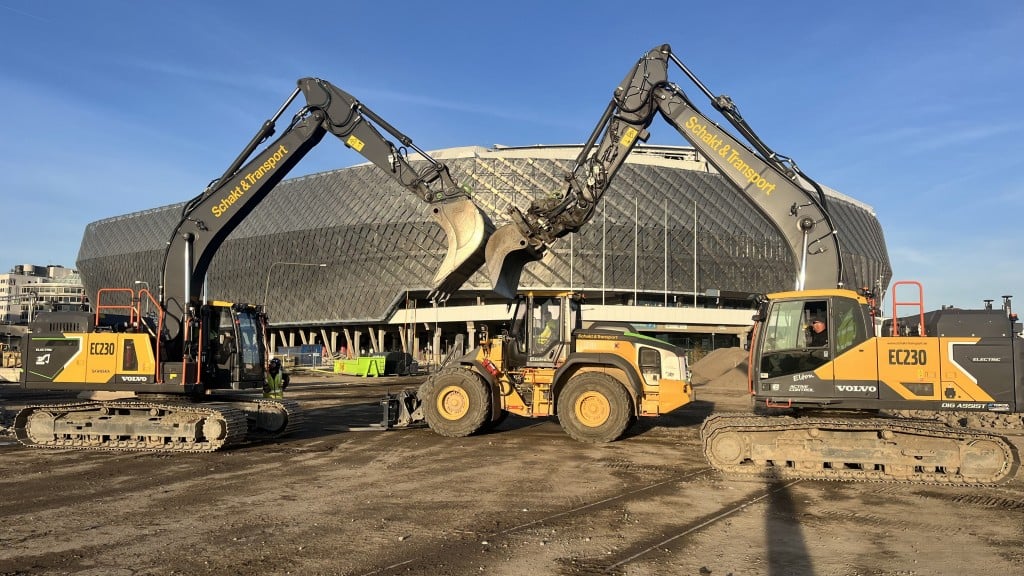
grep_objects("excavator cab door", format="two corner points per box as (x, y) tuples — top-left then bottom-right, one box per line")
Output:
(202, 303), (266, 391)
(754, 299), (836, 400)
(205, 306), (237, 389)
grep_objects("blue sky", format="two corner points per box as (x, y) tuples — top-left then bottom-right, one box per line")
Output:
(1, 1), (1021, 312)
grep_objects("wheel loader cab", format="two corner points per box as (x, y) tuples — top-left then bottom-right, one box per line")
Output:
(509, 293), (581, 367)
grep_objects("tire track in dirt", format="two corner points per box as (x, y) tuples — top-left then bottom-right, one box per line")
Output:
(351, 471), (801, 576)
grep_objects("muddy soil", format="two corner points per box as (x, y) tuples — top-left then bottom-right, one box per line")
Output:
(1, 349), (1022, 576)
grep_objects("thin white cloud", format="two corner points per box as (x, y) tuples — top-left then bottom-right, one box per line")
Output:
(0, 3), (50, 22)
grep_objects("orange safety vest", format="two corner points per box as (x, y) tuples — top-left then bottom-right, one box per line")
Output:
(264, 371), (285, 399)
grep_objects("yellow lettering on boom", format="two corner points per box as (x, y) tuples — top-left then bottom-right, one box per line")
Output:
(684, 115), (777, 196)
(211, 144), (289, 218)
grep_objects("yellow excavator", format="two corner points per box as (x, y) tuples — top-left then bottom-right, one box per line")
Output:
(15, 78), (497, 452)
(481, 44), (1021, 483)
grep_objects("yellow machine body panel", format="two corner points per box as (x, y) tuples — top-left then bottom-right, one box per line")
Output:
(875, 336), (994, 402)
(27, 332), (157, 386)
(649, 377), (693, 415)
(576, 334), (693, 414)
(825, 335), (998, 404)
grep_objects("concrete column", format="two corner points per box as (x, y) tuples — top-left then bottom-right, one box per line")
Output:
(366, 329), (377, 353)
(432, 328), (442, 367)
(343, 328), (354, 358)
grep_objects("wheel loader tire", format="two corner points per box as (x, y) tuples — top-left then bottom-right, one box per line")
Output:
(420, 367), (491, 438)
(557, 372), (633, 443)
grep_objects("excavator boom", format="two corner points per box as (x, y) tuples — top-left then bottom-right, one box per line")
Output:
(486, 43), (844, 297)
(162, 78), (494, 342)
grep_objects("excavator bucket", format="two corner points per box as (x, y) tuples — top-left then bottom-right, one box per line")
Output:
(428, 197), (495, 301)
(484, 223), (545, 300)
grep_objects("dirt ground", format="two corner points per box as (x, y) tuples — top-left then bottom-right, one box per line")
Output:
(1, 348), (1023, 576)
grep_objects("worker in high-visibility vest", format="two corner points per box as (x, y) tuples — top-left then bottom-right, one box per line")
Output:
(263, 357), (290, 399)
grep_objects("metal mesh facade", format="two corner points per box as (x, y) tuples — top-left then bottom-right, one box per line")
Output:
(76, 145), (891, 325)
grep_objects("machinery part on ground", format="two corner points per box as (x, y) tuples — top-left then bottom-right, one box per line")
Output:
(13, 395), (301, 453)
(211, 395), (304, 441)
(700, 413), (1017, 485)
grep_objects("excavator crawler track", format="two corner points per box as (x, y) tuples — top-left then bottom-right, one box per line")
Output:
(700, 413), (1018, 486)
(14, 400), (249, 453)
(211, 395), (304, 442)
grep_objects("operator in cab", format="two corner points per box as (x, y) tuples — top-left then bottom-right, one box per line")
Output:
(807, 316), (828, 347)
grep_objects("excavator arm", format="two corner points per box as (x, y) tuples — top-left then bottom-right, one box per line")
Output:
(161, 78), (494, 343)
(486, 43), (844, 297)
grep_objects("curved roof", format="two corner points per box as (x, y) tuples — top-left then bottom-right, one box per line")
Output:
(76, 144), (891, 324)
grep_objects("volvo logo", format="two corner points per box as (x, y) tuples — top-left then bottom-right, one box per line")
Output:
(837, 385), (876, 392)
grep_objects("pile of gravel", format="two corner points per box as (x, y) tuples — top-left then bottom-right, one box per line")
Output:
(690, 347), (749, 392)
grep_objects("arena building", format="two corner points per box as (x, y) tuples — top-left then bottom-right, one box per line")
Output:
(76, 144), (891, 364)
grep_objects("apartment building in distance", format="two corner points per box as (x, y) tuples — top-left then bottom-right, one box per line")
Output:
(0, 264), (88, 327)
